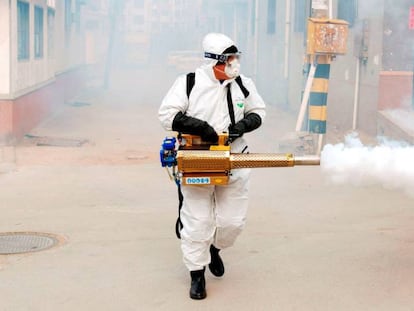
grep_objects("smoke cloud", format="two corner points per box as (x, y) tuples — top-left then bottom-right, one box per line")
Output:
(321, 133), (414, 197)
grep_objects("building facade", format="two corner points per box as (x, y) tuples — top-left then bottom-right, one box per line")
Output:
(0, 0), (87, 141)
(204, 0), (414, 138)
(1, 0), (413, 141)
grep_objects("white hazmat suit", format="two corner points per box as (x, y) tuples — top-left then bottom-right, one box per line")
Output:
(159, 33), (266, 272)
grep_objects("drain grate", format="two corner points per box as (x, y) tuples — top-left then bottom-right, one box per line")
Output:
(24, 134), (88, 147)
(0, 232), (59, 255)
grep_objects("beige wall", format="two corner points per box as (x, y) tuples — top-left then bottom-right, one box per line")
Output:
(11, 0), (54, 96)
(0, 1), (11, 95)
(9, 0), (86, 98)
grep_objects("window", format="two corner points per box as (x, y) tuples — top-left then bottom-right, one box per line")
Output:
(34, 6), (44, 58)
(134, 15), (144, 25)
(338, 0), (357, 27)
(65, 0), (72, 47)
(47, 8), (55, 58)
(294, 0), (306, 32)
(267, 0), (276, 34)
(251, 0), (256, 35)
(134, 0), (145, 8)
(17, 1), (30, 60)
(75, 1), (81, 34)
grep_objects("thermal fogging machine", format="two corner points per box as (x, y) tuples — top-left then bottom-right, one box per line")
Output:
(160, 133), (320, 186)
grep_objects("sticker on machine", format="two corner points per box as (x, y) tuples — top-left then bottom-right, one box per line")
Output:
(185, 177), (211, 185)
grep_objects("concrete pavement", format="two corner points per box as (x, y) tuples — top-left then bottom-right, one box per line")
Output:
(1, 71), (414, 311)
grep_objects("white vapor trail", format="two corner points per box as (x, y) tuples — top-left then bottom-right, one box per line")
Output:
(320, 133), (414, 197)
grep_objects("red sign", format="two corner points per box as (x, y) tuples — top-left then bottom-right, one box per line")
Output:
(409, 6), (414, 29)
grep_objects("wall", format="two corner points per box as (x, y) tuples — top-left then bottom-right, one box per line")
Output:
(0, 0), (87, 141)
(54, 0), (85, 74)
(378, 72), (413, 110)
(0, 1), (11, 95)
(284, 0), (385, 136)
(328, 0), (385, 135)
(378, 0), (414, 112)
(10, 0), (55, 96)
(288, 0), (309, 114)
(255, 0), (289, 107)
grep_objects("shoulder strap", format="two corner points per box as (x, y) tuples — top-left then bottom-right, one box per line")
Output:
(186, 72), (195, 98)
(226, 84), (236, 126)
(187, 73), (249, 99)
(235, 76), (250, 98)
(226, 77), (250, 126)
(175, 183), (184, 239)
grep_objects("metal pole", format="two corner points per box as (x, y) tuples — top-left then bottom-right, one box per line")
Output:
(328, 0), (333, 19)
(317, 132), (324, 155)
(316, 0), (332, 154)
(284, 0), (291, 79)
(296, 60), (317, 131)
(103, 0), (121, 90)
(412, 58), (414, 109)
(352, 58), (361, 130)
(253, 0), (259, 80)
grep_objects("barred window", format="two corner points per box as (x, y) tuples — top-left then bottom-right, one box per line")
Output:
(34, 6), (44, 58)
(17, 0), (30, 60)
(65, 0), (72, 47)
(48, 8), (55, 58)
(267, 0), (276, 34)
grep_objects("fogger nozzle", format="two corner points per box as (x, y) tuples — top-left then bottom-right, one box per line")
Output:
(291, 155), (321, 166)
(230, 153), (320, 168)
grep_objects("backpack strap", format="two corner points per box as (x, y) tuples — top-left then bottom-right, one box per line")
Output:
(175, 72), (195, 239)
(175, 183), (184, 239)
(226, 84), (236, 126)
(235, 76), (250, 98)
(187, 72), (249, 99)
(186, 72), (195, 98)
(227, 77), (249, 126)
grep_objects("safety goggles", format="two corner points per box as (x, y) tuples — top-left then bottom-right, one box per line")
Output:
(204, 51), (241, 63)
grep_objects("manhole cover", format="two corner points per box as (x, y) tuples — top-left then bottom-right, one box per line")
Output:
(0, 232), (59, 255)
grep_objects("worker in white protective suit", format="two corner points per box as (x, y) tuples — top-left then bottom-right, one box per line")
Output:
(158, 33), (266, 300)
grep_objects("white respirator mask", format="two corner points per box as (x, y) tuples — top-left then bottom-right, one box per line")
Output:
(224, 58), (241, 78)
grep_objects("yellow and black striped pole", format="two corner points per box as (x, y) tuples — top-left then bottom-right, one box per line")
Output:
(308, 55), (331, 134)
(296, 17), (348, 153)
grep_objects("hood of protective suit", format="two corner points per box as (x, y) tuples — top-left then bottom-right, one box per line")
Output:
(202, 33), (235, 66)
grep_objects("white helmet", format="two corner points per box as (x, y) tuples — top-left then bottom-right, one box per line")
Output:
(202, 33), (240, 65)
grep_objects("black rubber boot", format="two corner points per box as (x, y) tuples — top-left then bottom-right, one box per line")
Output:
(209, 245), (225, 277)
(189, 268), (206, 300)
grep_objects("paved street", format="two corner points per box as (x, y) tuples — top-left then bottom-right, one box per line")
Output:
(1, 69), (414, 311)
